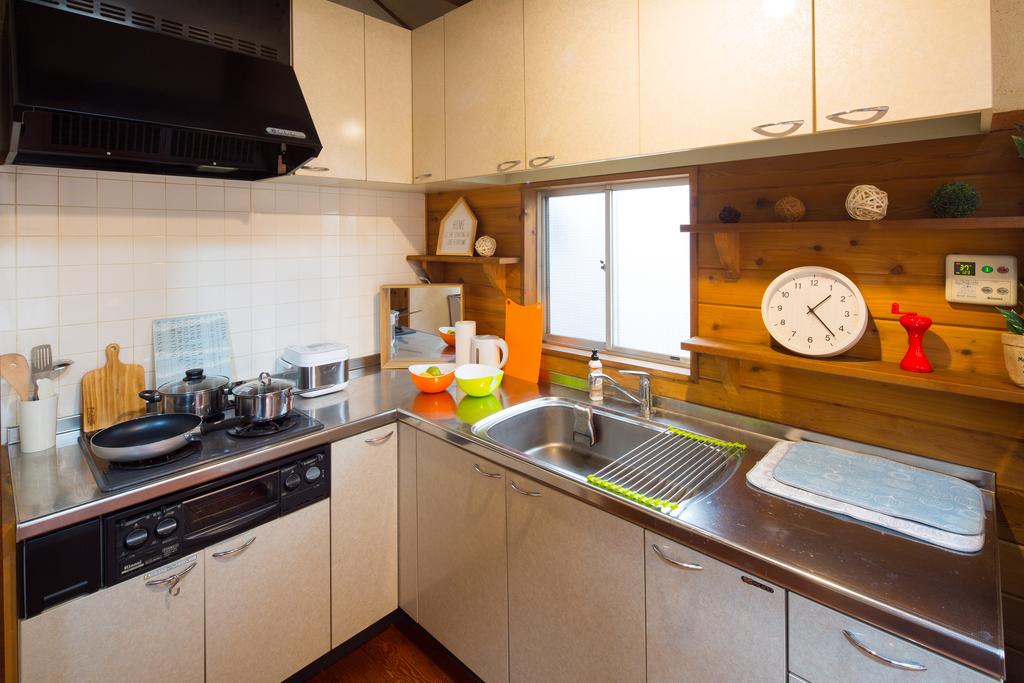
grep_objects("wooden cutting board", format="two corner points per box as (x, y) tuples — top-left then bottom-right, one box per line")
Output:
(504, 299), (543, 384)
(81, 343), (146, 432)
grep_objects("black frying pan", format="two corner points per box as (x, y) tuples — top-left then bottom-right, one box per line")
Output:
(89, 413), (248, 462)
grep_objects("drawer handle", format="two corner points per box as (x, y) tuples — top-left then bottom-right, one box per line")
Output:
(414, 173), (433, 181)
(529, 155), (555, 168)
(751, 119), (804, 135)
(474, 463), (502, 479)
(651, 544), (703, 571)
(300, 165), (331, 172)
(212, 536), (256, 559)
(825, 105), (890, 124)
(145, 561), (197, 596)
(510, 479), (541, 497)
(842, 630), (927, 672)
(496, 159), (521, 172)
(365, 431), (395, 445)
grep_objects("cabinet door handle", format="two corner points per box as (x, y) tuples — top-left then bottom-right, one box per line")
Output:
(414, 173), (433, 181)
(474, 463), (502, 479)
(651, 544), (703, 571)
(145, 560), (197, 596)
(510, 479), (541, 497)
(751, 119), (804, 135)
(824, 105), (890, 124)
(212, 536), (256, 559)
(842, 630), (927, 671)
(496, 160), (521, 172)
(528, 155), (555, 168)
(364, 431), (395, 445)
(300, 165), (331, 172)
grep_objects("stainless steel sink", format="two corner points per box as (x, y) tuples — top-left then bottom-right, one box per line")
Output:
(471, 397), (744, 514)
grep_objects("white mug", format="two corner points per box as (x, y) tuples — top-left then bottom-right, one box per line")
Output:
(454, 320), (477, 366)
(470, 335), (509, 369)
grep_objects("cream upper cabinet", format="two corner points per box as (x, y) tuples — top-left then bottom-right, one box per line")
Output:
(20, 556), (205, 683)
(524, 0), (639, 169)
(205, 500), (331, 683)
(645, 531), (786, 682)
(417, 432), (509, 682)
(639, 0), (813, 153)
(412, 17), (445, 184)
(331, 425), (399, 646)
(293, 0), (366, 180)
(507, 475), (646, 682)
(815, 0), (992, 131)
(366, 16), (413, 184)
(445, 0), (526, 178)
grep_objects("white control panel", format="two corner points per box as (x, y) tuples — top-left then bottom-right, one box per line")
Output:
(945, 254), (1018, 305)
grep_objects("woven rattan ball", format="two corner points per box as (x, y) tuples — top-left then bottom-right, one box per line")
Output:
(845, 185), (888, 220)
(774, 195), (806, 222)
(474, 235), (497, 257)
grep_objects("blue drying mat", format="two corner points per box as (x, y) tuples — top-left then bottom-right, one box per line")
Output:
(772, 442), (984, 536)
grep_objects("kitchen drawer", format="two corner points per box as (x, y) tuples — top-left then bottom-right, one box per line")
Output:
(789, 593), (995, 682)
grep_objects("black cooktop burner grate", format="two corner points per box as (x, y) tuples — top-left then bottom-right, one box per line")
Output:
(107, 441), (203, 470)
(227, 415), (298, 438)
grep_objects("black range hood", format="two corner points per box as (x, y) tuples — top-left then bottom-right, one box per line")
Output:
(2, 0), (322, 180)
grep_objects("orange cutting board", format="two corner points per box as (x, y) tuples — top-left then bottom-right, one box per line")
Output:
(81, 343), (146, 432)
(504, 299), (543, 383)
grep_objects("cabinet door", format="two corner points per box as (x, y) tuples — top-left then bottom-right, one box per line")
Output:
(645, 531), (786, 682)
(815, 0), (991, 131)
(789, 593), (994, 682)
(417, 432), (509, 682)
(507, 475), (645, 682)
(412, 17), (445, 184)
(20, 555), (204, 683)
(640, 0), (812, 153)
(331, 424), (399, 646)
(293, 0), (366, 180)
(445, 0), (526, 179)
(366, 16), (412, 184)
(205, 500), (331, 683)
(524, 0), (639, 168)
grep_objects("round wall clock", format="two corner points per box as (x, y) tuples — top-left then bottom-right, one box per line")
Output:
(761, 266), (869, 357)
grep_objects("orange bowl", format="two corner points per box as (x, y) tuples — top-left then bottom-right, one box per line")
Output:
(408, 363), (456, 393)
(438, 327), (457, 346)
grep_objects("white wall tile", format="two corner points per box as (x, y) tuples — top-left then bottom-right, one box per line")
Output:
(98, 179), (132, 208)
(60, 294), (98, 325)
(132, 180), (165, 210)
(17, 237), (59, 267)
(18, 267), (59, 298)
(0, 174), (16, 204)
(196, 185), (225, 211)
(0, 206), (15, 236)
(59, 323), (97, 355)
(59, 207), (99, 236)
(17, 205), (59, 236)
(60, 265), (98, 295)
(98, 208), (132, 236)
(60, 236), (98, 266)
(165, 184), (196, 210)
(17, 173), (58, 205)
(18, 297), (59, 329)
(59, 176), (98, 207)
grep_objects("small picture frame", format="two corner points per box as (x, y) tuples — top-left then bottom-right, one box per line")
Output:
(436, 197), (478, 256)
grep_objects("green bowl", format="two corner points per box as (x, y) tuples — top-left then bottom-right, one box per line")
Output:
(455, 364), (504, 397)
(456, 394), (504, 424)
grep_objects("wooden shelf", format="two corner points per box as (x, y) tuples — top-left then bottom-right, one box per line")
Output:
(681, 216), (1024, 281)
(406, 255), (521, 297)
(682, 336), (1024, 405)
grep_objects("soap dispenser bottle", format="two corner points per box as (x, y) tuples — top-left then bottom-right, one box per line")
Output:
(588, 350), (603, 401)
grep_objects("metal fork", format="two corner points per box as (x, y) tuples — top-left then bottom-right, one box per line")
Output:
(29, 344), (52, 400)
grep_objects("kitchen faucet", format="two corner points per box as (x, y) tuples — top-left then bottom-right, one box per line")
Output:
(590, 370), (653, 418)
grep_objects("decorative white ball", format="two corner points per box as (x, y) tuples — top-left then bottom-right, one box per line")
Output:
(845, 185), (888, 220)
(474, 235), (497, 257)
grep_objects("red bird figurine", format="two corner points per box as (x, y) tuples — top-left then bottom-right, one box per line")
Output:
(892, 303), (933, 373)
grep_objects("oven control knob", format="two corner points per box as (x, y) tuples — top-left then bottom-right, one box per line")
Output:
(303, 465), (323, 484)
(124, 528), (149, 550)
(155, 517), (178, 538)
(284, 472), (302, 491)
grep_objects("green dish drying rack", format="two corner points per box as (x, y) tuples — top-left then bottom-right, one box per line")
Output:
(587, 427), (746, 515)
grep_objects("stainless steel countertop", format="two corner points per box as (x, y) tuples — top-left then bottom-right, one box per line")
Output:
(5, 370), (1004, 679)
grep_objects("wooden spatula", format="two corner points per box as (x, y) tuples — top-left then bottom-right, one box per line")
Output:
(81, 343), (146, 432)
(0, 353), (31, 401)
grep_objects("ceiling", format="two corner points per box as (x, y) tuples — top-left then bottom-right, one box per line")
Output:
(329, 0), (470, 29)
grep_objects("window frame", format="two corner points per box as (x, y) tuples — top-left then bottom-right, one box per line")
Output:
(537, 174), (692, 367)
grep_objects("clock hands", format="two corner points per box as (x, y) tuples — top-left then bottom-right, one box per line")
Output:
(805, 295), (835, 337)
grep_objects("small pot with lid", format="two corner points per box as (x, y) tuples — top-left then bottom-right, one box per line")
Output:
(140, 368), (231, 418)
(231, 372), (294, 422)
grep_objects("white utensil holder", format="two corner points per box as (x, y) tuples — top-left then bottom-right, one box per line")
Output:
(19, 396), (58, 452)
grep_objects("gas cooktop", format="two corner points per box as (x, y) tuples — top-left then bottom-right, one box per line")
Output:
(81, 409), (324, 492)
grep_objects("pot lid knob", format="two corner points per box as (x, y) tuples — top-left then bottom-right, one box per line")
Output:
(184, 368), (206, 382)
(258, 371), (271, 388)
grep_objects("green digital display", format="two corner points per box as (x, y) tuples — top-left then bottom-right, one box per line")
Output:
(954, 261), (976, 276)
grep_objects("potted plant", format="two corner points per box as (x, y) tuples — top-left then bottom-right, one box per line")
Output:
(997, 284), (1024, 388)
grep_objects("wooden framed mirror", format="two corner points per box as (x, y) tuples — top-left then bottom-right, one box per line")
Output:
(379, 283), (464, 368)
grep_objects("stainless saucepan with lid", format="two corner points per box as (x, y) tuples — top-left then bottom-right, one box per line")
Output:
(231, 372), (294, 422)
(139, 368), (231, 418)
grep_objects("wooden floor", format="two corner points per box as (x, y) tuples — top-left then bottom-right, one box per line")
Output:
(310, 625), (470, 683)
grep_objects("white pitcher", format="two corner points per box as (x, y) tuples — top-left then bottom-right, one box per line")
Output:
(470, 335), (509, 369)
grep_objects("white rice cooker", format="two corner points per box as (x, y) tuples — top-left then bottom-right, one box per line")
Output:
(280, 342), (350, 397)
